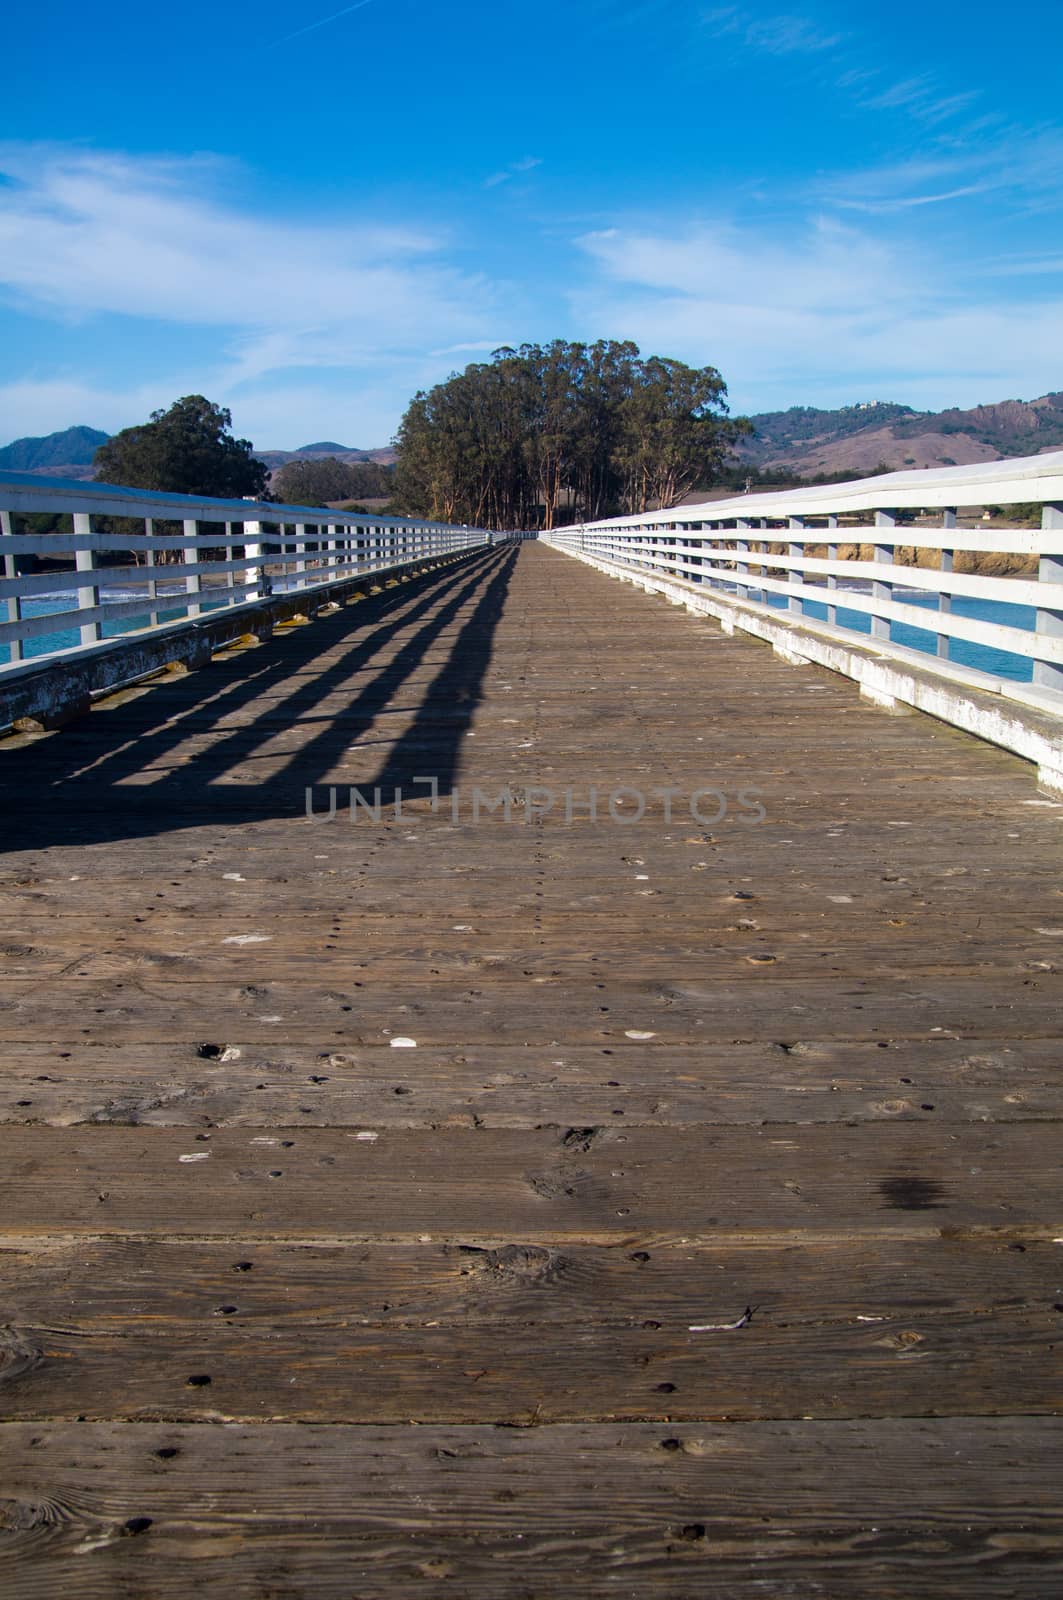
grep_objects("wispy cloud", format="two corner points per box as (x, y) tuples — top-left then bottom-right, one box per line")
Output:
(0, 145), (484, 338)
(703, 6), (983, 132)
(270, 0), (375, 49)
(429, 341), (507, 357)
(853, 75), (978, 125)
(815, 131), (1063, 217)
(703, 6), (844, 55)
(832, 183), (995, 215)
(570, 215), (1063, 412)
(484, 156), (543, 189)
(0, 143), (506, 444)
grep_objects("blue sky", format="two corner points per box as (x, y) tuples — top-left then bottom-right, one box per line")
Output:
(3, 0), (1063, 448)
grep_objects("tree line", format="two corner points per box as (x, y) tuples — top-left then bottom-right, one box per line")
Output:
(392, 341), (749, 531)
(270, 456), (392, 506)
(83, 344), (749, 534)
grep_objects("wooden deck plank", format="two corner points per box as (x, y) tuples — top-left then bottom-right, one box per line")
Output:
(2, 978), (1061, 1047)
(1, 1421), (1060, 1598)
(3, 1235), (1056, 1331)
(1, 1122), (1060, 1237)
(2, 1039), (1061, 1129)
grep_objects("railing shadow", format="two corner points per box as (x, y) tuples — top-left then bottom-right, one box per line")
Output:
(0, 545), (517, 854)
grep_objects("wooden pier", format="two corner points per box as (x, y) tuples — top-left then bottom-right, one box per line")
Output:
(2, 541), (1061, 1597)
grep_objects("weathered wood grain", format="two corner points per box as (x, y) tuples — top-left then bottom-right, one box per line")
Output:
(2, 1421), (1060, 1598)
(3, 1234), (1056, 1331)
(0, 1230), (1059, 1422)
(0, 1122), (1059, 1238)
(2, 1039), (1060, 1128)
(2, 976), (1062, 1046)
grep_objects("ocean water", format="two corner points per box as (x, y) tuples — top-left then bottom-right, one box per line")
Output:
(1, 580), (1042, 683)
(757, 587), (1036, 681)
(1, 591), (232, 666)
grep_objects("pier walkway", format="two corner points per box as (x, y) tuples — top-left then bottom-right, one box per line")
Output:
(2, 541), (1061, 1597)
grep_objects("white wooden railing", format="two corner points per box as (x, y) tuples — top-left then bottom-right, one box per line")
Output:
(0, 471), (491, 668)
(544, 451), (1063, 699)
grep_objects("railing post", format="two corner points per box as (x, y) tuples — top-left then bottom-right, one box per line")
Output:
(1034, 503), (1063, 691)
(1, 509), (23, 663)
(735, 519), (750, 600)
(74, 512), (102, 646)
(244, 521), (263, 601)
(145, 518), (160, 627)
(938, 509), (956, 660)
(183, 519), (201, 618)
(788, 517), (805, 615)
(826, 515), (838, 626)
(872, 510), (895, 642)
(221, 521), (235, 608)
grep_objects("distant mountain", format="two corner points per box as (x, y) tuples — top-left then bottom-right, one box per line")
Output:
(10, 390), (1063, 492)
(736, 393), (1063, 476)
(255, 443), (397, 474)
(0, 425), (396, 483)
(0, 425), (109, 474)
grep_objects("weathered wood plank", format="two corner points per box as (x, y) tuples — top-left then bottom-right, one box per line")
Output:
(2, 1421), (1060, 1598)
(4, 1234), (1056, 1331)
(2, 1038), (1061, 1128)
(4, 916), (1062, 983)
(2, 976), (1061, 1045)
(0, 1235), (1058, 1423)
(0, 1123), (1058, 1238)
(1, 1314), (1060, 1423)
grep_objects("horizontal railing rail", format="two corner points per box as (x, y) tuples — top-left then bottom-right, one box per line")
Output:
(0, 471), (492, 669)
(544, 451), (1063, 699)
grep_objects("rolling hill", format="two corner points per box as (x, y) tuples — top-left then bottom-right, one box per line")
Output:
(254, 443), (397, 472)
(736, 392), (1063, 476)
(5, 390), (1063, 490)
(0, 425), (109, 479)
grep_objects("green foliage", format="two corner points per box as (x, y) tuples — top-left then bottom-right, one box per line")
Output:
(392, 341), (747, 530)
(93, 396), (268, 500)
(743, 402), (916, 458)
(271, 457), (393, 505)
(985, 502), (1045, 526)
(711, 461), (890, 493)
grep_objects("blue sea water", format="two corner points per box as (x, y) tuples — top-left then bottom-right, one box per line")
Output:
(757, 587), (1035, 681)
(1, 591), (231, 666)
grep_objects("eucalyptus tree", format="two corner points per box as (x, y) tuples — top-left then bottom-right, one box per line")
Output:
(393, 342), (745, 531)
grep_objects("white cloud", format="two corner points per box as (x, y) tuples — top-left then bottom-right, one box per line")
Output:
(816, 131), (1063, 216)
(484, 156), (543, 188)
(703, 6), (844, 54)
(832, 184), (995, 215)
(0, 377), (179, 439)
(571, 216), (1063, 412)
(0, 143), (512, 445)
(578, 216), (913, 314)
(0, 144), (492, 346)
(428, 341), (508, 357)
